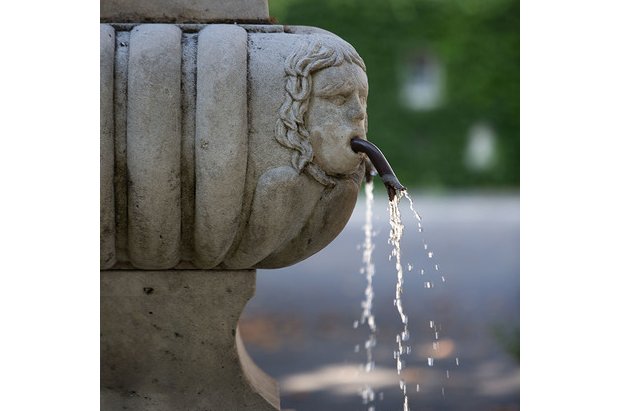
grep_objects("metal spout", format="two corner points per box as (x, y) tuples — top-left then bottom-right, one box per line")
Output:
(350, 137), (406, 201)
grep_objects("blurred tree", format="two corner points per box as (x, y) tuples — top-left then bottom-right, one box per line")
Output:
(269, 0), (519, 189)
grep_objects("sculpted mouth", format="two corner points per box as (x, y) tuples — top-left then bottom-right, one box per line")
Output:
(349, 134), (365, 142)
(350, 136), (406, 201)
(349, 134), (366, 153)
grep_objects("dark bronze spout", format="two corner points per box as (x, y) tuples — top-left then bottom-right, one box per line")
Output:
(350, 137), (406, 201)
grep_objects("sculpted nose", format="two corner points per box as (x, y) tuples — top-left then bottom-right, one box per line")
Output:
(348, 98), (366, 121)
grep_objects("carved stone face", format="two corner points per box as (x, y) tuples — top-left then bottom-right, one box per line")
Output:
(306, 63), (368, 176)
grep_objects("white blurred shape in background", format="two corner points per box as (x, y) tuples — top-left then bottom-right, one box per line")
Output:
(464, 122), (498, 172)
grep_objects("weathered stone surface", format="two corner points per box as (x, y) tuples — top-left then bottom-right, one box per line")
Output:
(113, 30), (130, 263)
(100, 21), (370, 411)
(100, 0), (270, 23)
(100, 24), (116, 269)
(194, 25), (248, 268)
(127, 25), (182, 269)
(225, 32), (367, 269)
(180, 32), (198, 261)
(101, 270), (279, 410)
(101, 25), (369, 270)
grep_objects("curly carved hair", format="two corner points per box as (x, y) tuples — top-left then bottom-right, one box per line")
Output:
(275, 34), (366, 186)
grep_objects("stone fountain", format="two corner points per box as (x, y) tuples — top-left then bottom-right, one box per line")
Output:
(100, 1), (403, 409)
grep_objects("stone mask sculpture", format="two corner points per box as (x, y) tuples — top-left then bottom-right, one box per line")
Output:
(225, 34), (369, 269)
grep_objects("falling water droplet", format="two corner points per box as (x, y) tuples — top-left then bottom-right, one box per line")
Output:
(441, 276), (446, 282)
(456, 357), (460, 366)
(416, 384), (420, 392)
(429, 320), (434, 328)
(420, 269), (425, 276)
(435, 264), (439, 271)
(428, 251), (433, 258)
(442, 387), (445, 397)
(424, 281), (434, 289)
(427, 357), (434, 366)
(353, 320), (359, 329)
(446, 370), (450, 379)
(404, 192), (422, 221)
(424, 243), (428, 250)
(354, 344), (360, 353)
(407, 263), (413, 271)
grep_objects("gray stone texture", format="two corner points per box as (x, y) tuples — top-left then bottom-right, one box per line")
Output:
(100, 24), (116, 268)
(100, 0), (270, 23)
(113, 30), (130, 262)
(228, 32), (365, 269)
(127, 25), (183, 269)
(194, 25), (249, 268)
(180, 32), (198, 261)
(101, 18), (370, 411)
(101, 270), (279, 411)
(101, 24), (368, 271)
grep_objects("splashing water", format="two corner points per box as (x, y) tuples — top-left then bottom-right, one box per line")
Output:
(388, 189), (461, 405)
(388, 190), (410, 410)
(354, 180), (460, 407)
(358, 180), (377, 409)
(403, 191), (445, 282)
(402, 190), (462, 389)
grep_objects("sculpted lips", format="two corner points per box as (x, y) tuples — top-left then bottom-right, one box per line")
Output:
(350, 137), (406, 200)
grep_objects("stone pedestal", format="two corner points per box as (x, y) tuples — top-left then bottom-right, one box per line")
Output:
(101, 270), (279, 410)
(101, 1), (371, 409)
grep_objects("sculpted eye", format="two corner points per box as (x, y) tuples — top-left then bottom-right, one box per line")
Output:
(328, 95), (347, 106)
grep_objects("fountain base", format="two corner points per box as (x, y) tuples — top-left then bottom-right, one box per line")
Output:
(101, 270), (279, 411)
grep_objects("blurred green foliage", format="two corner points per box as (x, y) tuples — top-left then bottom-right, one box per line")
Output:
(492, 324), (520, 363)
(269, 0), (519, 189)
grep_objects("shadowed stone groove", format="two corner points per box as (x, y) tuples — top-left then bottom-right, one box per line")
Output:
(101, 24), (116, 269)
(113, 30), (130, 263)
(181, 33), (198, 261)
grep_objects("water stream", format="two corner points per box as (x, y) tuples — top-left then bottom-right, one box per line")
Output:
(388, 189), (458, 410)
(357, 180), (378, 410)
(388, 191), (411, 411)
(351, 138), (460, 410)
